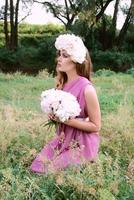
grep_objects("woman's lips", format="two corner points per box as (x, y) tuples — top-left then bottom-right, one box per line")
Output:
(57, 63), (62, 67)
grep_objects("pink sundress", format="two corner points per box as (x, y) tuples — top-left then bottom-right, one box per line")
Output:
(30, 76), (100, 173)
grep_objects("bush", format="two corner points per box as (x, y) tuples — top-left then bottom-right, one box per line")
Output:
(0, 35), (57, 74)
(18, 23), (65, 35)
(0, 48), (42, 74)
(19, 35), (40, 47)
(37, 35), (57, 74)
(91, 51), (134, 72)
(0, 22), (3, 33)
(95, 69), (116, 77)
(126, 67), (134, 74)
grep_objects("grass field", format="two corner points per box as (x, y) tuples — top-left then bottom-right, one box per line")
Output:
(0, 71), (134, 200)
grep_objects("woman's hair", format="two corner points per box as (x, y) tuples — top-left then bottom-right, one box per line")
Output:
(55, 49), (93, 89)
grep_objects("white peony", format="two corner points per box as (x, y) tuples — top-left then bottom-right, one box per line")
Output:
(41, 88), (81, 122)
(55, 34), (86, 64)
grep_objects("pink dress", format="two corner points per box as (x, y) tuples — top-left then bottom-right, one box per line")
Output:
(30, 76), (100, 173)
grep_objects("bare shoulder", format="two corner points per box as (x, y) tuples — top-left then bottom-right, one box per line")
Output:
(84, 84), (99, 105)
(84, 84), (97, 97)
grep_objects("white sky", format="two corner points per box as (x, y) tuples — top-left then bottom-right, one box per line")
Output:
(24, 2), (60, 25)
(0, 0), (131, 29)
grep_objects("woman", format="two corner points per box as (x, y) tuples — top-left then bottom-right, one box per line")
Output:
(30, 34), (101, 173)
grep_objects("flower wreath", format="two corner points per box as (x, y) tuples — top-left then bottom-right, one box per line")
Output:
(55, 34), (86, 64)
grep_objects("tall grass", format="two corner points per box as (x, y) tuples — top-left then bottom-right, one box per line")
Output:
(0, 72), (134, 199)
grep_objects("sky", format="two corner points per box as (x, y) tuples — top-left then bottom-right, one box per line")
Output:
(0, 0), (131, 29)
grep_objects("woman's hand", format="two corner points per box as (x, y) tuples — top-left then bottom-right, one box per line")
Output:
(48, 113), (60, 123)
(48, 114), (89, 124)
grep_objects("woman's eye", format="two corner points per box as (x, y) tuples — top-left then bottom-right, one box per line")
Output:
(63, 54), (69, 58)
(57, 52), (69, 58)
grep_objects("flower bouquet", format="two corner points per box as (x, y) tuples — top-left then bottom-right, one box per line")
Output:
(40, 88), (81, 129)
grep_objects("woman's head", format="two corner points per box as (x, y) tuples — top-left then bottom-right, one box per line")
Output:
(54, 34), (93, 89)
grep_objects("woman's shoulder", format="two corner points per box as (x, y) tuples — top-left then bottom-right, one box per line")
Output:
(79, 76), (92, 86)
(77, 77), (94, 95)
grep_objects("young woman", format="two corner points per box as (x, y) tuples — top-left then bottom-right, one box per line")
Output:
(30, 34), (101, 173)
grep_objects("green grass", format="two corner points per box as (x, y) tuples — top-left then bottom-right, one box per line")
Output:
(0, 72), (134, 200)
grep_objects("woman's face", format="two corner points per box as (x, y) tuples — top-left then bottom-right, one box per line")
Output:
(56, 49), (76, 73)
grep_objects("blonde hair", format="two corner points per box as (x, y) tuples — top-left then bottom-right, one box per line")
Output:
(55, 49), (93, 90)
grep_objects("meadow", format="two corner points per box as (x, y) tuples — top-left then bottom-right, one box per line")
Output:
(0, 71), (134, 200)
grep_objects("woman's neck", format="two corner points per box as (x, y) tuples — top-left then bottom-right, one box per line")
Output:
(66, 72), (80, 84)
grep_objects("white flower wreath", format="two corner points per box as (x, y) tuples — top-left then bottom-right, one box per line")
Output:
(55, 34), (86, 64)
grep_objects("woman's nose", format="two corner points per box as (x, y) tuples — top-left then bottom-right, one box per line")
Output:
(57, 55), (62, 61)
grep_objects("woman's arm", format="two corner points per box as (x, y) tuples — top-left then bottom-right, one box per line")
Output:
(64, 85), (101, 133)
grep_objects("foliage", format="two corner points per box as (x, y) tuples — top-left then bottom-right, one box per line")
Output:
(32, 0), (95, 30)
(91, 51), (134, 72)
(0, 46), (134, 74)
(0, 47), (41, 74)
(18, 23), (65, 35)
(0, 0), (134, 52)
(0, 22), (3, 33)
(0, 72), (134, 199)
(0, 34), (57, 74)
(0, 21), (134, 74)
(0, 22), (64, 36)
(123, 24), (134, 52)
(95, 69), (116, 77)
(126, 67), (134, 77)
(36, 35), (57, 74)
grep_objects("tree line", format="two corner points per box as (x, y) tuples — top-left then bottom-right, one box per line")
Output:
(0, 0), (134, 74)
(0, 0), (133, 50)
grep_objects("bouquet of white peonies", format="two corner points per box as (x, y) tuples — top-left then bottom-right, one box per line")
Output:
(40, 88), (81, 122)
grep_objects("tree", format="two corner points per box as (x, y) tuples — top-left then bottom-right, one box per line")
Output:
(110, 0), (120, 46)
(73, 0), (114, 50)
(78, 0), (134, 50)
(4, 0), (9, 48)
(2, 0), (33, 50)
(95, 0), (114, 23)
(0, 5), (5, 20)
(117, 0), (134, 48)
(33, 0), (96, 30)
(112, 0), (120, 32)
